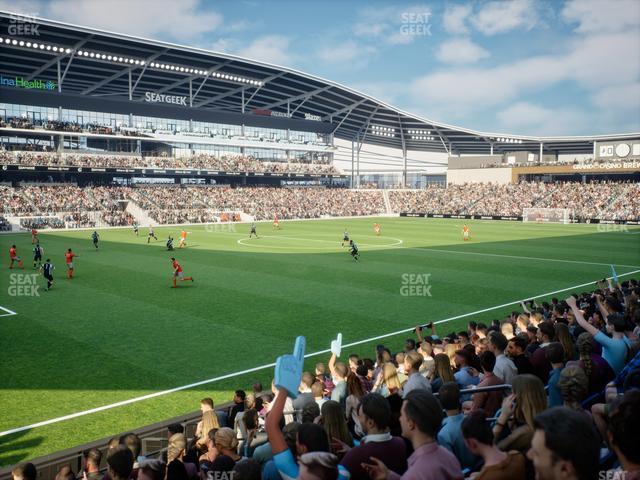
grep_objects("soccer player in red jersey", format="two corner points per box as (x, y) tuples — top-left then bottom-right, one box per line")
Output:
(463, 224), (470, 241)
(9, 245), (24, 269)
(171, 257), (193, 288)
(65, 248), (78, 279)
(31, 228), (38, 244)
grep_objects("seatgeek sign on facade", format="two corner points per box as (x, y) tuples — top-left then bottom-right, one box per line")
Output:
(144, 91), (187, 106)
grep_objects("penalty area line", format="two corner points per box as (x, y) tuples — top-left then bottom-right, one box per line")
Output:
(0, 305), (17, 317)
(1, 268), (639, 437)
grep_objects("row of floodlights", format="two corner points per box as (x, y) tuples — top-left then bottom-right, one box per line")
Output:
(407, 129), (431, 135)
(1, 36), (263, 85)
(0, 37), (71, 53)
(496, 137), (524, 144)
(412, 136), (435, 141)
(371, 125), (396, 137)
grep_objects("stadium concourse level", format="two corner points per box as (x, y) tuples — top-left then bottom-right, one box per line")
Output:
(388, 182), (640, 221)
(8, 280), (640, 480)
(0, 151), (340, 175)
(0, 117), (329, 146)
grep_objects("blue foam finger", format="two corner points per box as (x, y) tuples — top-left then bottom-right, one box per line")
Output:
(275, 336), (306, 398)
(330, 332), (342, 357)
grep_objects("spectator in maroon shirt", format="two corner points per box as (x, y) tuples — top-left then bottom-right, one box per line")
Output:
(472, 351), (505, 417)
(530, 322), (555, 383)
(362, 390), (463, 480)
(338, 393), (407, 479)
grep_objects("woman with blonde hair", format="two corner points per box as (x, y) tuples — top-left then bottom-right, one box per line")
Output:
(195, 409), (220, 451)
(493, 374), (547, 453)
(430, 353), (454, 393)
(214, 427), (242, 464)
(167, 433), (198, 478)
(501, 321), (515, 340)
(515, 313), (530, 334)
(444, 343), (457, 363)
(372, 362), (403, 397)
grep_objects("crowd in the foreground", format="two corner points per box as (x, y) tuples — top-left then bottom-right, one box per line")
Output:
(0, 151), (340, 175)
(388, 181), (640, 221)
(11, 278), (640, 480)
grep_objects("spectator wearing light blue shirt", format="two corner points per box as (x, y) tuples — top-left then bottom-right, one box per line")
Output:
(567, 297), (630, 375)
(436, 382), (482, 471)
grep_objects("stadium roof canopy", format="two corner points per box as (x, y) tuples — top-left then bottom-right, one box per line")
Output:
(1, 11), (638, 156)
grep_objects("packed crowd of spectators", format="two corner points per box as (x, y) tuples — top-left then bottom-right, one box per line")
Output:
(0, 151), (340, 175)
(12, 278), (640, 480)
(389, 181), (640, 221)
(130, 186), (386, 222)
(1, 181), (638, 228)
(0, 215), (10, 231)
(102, 209), (136, 227)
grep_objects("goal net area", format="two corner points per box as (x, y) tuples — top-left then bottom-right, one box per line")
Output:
(522, 208), (573, 224)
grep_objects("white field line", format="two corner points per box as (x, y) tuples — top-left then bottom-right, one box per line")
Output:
(0, 305), (17, 317)
(400, 246), (640, 269)
(234, 233), (640, 269)
(1, 269), (639, 437)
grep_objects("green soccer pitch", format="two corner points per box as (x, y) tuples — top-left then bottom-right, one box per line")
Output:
(0, 216), (639, 465)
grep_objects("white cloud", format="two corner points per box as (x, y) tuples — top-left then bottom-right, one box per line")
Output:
(442, 4), (472, 34)
(591, 82), (640, 111)
(0, 0), (44, 18)
(46, 0), (222, 41)
(496, 102), (592, 135)
(237, 35), (294, 66)
(316, 40), (376, 67)
(471, 0), (540, 35)
(409, 29), (639, 111)
(210, 38), (236, 53)
(435, 38), (490, 65)
(349, 81), (406, 106)
(562, 0), (640, 34)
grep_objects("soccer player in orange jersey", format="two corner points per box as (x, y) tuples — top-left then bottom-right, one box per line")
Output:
(463, 224), (470, 241)
(179, 230), (188, 248)
(171, 257), (193, 288)
(9, 245), (24, 269)
(273, 215), (280, 230)
(65, 248), (78, 278)
(31, 228), (38, 244)
(373, 223), (381, 236)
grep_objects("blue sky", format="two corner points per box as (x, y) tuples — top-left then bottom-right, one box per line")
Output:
(3, 0), (639, 136)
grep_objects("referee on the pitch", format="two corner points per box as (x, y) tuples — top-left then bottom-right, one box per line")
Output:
(41, 258), (55, 291)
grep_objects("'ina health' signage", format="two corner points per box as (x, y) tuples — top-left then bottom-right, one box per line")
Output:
(0, 74), (57, 90)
